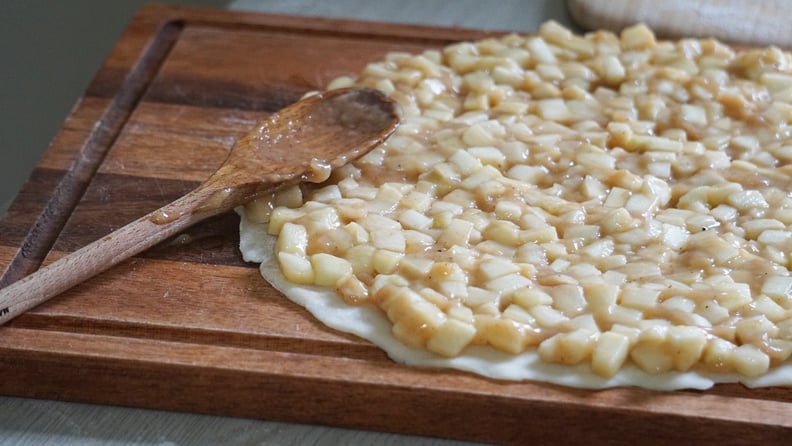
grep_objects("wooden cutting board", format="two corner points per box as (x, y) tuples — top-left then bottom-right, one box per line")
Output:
(0, 4), (790, 445)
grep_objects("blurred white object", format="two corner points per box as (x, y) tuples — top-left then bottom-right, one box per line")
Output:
(569, 0), (791, 47)
(231, 0), (575, 32)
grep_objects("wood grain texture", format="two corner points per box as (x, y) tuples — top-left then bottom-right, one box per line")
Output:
(568, 0), (792, 47)
(0, 4), (790, 445)
(0, 86), (398, 325)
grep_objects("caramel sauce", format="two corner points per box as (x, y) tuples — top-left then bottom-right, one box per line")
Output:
(149, 209), (182, 225)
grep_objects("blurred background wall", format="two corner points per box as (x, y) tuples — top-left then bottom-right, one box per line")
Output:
(0, 1), (228, 215)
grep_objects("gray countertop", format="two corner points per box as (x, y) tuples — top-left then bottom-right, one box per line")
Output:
(0, 1), (572, 444)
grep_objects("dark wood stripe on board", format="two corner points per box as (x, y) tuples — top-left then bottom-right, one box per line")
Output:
(45, 172), (248, 267)
(0, 22), (184, 288)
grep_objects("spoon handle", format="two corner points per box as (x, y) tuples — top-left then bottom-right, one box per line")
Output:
(0, 184), (226, 325)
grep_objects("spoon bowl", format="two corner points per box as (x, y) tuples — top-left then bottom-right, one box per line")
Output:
(0, 87), (400, 325)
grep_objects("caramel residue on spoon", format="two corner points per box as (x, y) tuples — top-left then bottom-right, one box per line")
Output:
(147, 87), (401, 225)
(149, 209), (180, 225)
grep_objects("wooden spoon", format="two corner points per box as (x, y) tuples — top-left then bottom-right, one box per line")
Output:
(0, 87), (400, 325)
